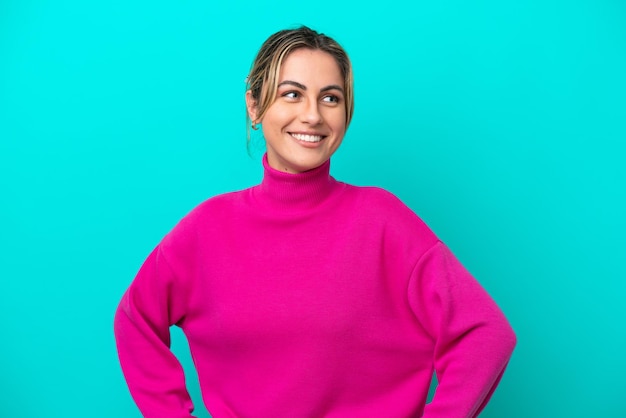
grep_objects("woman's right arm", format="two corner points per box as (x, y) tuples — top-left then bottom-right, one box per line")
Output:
(114, 244), (196, 418)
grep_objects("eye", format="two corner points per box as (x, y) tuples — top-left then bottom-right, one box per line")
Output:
(282, 91), (300, 100)
(322, 94), (341, 104)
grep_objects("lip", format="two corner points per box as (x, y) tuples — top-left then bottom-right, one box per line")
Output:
(288, 132), (327, 147)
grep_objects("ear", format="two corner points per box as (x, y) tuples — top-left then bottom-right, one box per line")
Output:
(245, 90), (259, 124)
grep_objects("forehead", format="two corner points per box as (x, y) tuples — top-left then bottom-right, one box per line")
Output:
(278, 48), (343, 85)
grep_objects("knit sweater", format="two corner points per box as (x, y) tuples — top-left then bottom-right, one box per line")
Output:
(114, 155), (516, 418)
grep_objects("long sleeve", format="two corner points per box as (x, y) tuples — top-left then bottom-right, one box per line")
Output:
(408, 241), (516, 418)
(114, 244), (196, 418)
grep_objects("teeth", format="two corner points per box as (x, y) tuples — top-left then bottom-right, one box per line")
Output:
(291, 133), (323, 143)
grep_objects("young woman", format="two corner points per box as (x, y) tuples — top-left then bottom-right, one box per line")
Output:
(115, 26), (516, 418)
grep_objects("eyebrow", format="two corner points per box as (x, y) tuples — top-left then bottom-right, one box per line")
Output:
(278, 80), (344, 94)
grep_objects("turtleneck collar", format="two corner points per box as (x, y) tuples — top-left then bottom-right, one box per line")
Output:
(254, 153), (341, 211)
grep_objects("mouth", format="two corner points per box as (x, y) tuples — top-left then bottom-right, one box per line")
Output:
(289, 132), (326, 143)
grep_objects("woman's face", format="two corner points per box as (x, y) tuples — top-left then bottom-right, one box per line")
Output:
(247, 48), (347, 173)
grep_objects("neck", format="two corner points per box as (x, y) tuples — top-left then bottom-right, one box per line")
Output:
(255, 154), (339, 211)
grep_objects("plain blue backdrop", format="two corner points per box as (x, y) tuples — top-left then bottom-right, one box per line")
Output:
(1, 1), (625, 417)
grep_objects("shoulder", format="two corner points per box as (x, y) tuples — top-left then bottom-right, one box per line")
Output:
(345, 184), (428, 222)
(342, 184), (439, 247)
(187, 188), (249, 218)
(347, 185), (412, 210)
(160, 188), (250, 250)
(183, 180), (268, 223)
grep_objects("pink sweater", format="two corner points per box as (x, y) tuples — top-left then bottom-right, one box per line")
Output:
(114, 155), (516, 418)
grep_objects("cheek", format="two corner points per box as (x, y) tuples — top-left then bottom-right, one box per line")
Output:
(262, 108), (290, 132)
(327, 112), (347, 132)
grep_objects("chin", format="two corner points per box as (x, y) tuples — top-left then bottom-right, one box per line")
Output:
(279, 154), (330, 173)
(291, 158), (327, 172)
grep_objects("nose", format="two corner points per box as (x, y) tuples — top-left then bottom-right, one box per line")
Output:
(300, 99), (323, 125)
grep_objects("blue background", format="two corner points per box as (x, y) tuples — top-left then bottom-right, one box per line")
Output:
(1, 1), (625, 417)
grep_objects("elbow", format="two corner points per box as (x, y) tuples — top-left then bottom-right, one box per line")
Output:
(499, 320), (517, 359)
(508, 325), (517, 354)
(481, 314), (517, 362)
(113, 295), (131, 338)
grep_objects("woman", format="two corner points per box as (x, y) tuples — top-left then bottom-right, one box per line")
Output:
(114, 26), (516, 418)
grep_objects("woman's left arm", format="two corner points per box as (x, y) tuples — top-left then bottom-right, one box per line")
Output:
(408, 241), (517, 418)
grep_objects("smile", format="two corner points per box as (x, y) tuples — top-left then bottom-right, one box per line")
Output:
(290, 133), (325, 143)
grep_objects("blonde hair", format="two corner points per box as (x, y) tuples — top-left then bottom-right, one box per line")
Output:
(246, 26), (354, 143)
